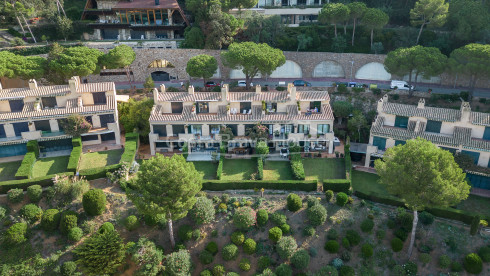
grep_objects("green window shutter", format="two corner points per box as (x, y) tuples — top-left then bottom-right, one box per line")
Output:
(425, 120), (442, 133)
(395, 140), (406, 146)
(394, 116), (409, 128)
(372, 136), (387, 150)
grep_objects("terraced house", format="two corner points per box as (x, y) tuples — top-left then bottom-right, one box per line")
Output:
(365, 95), (490, 169)
(0, 76), (120, 159)
(149, 84), (335, 156)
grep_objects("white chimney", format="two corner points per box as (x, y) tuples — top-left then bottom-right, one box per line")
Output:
(153, 88), (159, 103)
(188, 85), (194, 95)
(160, 84), (166, 93)
(28, 79), (38, 90)
(377, 94), (388, 112)
(417, 98), (425, 109)
(0, 81), (3, 90)
(68, 76), (80, 94)
(255, 84), (261, 94)
(77, 96), (83, 108)
(460, 101), (471, 123)
(287, 83), (296, 102)
(221, 84), (229, 103)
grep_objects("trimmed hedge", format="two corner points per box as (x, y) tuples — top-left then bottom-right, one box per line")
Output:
(217, 156), (223, 180)
(27, 140), (40, 158)
(79, 164), (121, 180)
(257, 158), (263, 180)
(15, 152), (36, 180)
(323, 179), (351, 193)
(0, 172), (74, 193)
(120, 132), (138, 164)
(67, 137), (82, 173)
(202, 180), (317, 191)
(290, 154), (305, 180)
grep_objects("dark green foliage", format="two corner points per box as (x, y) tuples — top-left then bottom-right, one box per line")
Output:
(4, 222), (28, 245)
(192, 229), (201, 240)
(199, 250), (214, 265)
(438, 255), (451, 268)
(342, 237), (350, 248)
(213, 264), (226, 276)
(376, 230), (386, 240)
(60, 211), (78, 235)
(314, 266), (338, 276)
(243, 238), (256, 254)
(276, 236), (297, 260)
(340, 251), (351, 262)
(361, 243), (373, 258)
(360, 219), (374, 232)
(325, 240), (340, 253)
(291, 249), (310, 270)
(201, 270), (212, 276)
(27, 185), (42, 203)
(470, 215), (480, 235)
(280, 224), (290, 234)
(124, 215), (140, 231)
(286, 193), (302, 212)
(275, 264), (292, 276)
(303, 226), (315, 237)
(327, 229), (338, 240)
(290, 154), (305, 180)
(451, 261), (463, 272)
(128, 237), (164, 276)
(396, 211), (413, 231)
(403, 261), (418, 275)
(345, 230), (361, 246)
(306, 195), (320, 207)
(419, 211), (434, 225)
(41, 209), (60, 231)
(98, 222), (114, 234)
(269, 227), (282, 243)
(464, 253), (483, 274)
(165, 249), (192, 275)
(222, 244), (238, 261)
(239, 258), (251, 271)
(325, 190), (334, 202)
(15, 151), (37, 180)
(144, 214), (165, 227)
(68, 227), (83, 242)
(419, 253), (431, 264)
(217, 157), (223, 180)
(336, 192), (348, 206)
(202, 180), (317, 191)
(387, 219), (396, 229)
(79, 164), (121, 181)
(258, 256), (271, 271)
(257, 158), (263, 180)
(231, 231), (245, 245)
(20, 204), (42, 224)
(339, 265), (355, 276)
(233, 206), (256, 230)
(60, 261), (77, 276)
(82, 189), (107, 216)
(178, 225), (193, 241)
(391, 238), (403, 252)
(257, 209), (268, 226)
(206, 241), (218, 255)
(67, 137), (82, 173)
(394, 228), (408, 241)
(307, 204), (327, 226)
(323, 179), (351, 193)
(478, 246), (490, 262)
(270, 212), (287, 226)
(7, 188), (24, 203)
(190, 196), (216, 225)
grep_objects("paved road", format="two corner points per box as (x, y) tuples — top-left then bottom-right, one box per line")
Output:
(115, 78), (490, 98)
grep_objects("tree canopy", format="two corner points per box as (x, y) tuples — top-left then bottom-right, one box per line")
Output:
(318, 3), (350, 38)
(48, 46), (104, 83)
(347, 2), (367, 46)
(117, 97), (154, 141)
(100, 45), (135, 70)
(332, 101), (353, 125)
(362, 8), (389, 48)
(186, 54), (218, 88)
(410, 0), (449, 45)
(447, 0), (490, 42)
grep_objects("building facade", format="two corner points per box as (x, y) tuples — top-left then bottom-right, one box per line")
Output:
(149, 84), (335, 156)
(365, 95), (490, 168)
(0, 76), (120, 158)
(81, 0), (189, 40)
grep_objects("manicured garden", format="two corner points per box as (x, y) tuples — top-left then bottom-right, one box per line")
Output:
(0, 161), (22, 181)
(221, 159), (257, 181)
(263, 161), (293, 180)
(193, 161), (218, 180)
(31, 156), (70, 178)
(304, 158), (346, 181)
(78, 149), (123, 170)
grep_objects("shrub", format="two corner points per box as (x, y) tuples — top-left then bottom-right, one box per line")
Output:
(305, 195), (319, 207)
(403, 261), (418, 275)
(226, 273), (239, 276)
(327, 229), (338, 240)
(291, 249), (310, 270)
(178, 224), (193, 241)
(394, 228), (408, 241)
(360, 219), (374, 233)
(376, 230), (386, 240)
(478, 246), (490, 262)
(276, 236), (297, 260)
(27, 185), (42, 203)
(325, 240), (340, 253)
(257, 158), (264, 180)
(199, 250), (214, 264)
(222, 244), (238, 261)
(20, 204), (43, 223)
(341, 251), (351, 262)
(270, 212), (287, 225)
(397, 211), (413, 231)
(361, 243), (373, 258)
(269, 227), (282, 243)
(233, 206), (256, 230)
(165, 250), (192, 276)
(7, 188), (24, 203)
(307, 204), (327, 226)
(124, 215), (140, 231)
(464, 253), (483, 274)
(439, 254), (451, 268)
(231, 231), (245, 245)
(201, 270), (212, 276)
(303, 226), (315, 237)
(212, 264), (225, 276)
(341, 237), (350, 248)
(287, 193), (302, 212)
(99, 222), (114, 233)
(387, 219), (396, 229)
(345, 230), (361, 246)
(331, 258), (343, 269)
(419, 253), (431, 264)
(4, 222), (28, 245)
(258, 256), (271, 271)
(291, 154), (305, 180)
(325, 190), (334, 202)
(60, 261), (77, 276)
(336, 192), (348, 206)
(314, 266), (338, 276)
(257, 209), (268, 226)
(243, 238), (256, 254)
(339, 266), (355, 276)
(451, 261), (463, 272)
(206, 241), (218, 255)
(68, 227), (83, 242)
(239, 258), (251, 271)
(190, 197), (216, 224)
(275, 264), (292, 276)
(391, 238), (403, 252)
(192, 229), (201, 240)
(280, 223), (290, 234)
(0, 206), (6, 220)
(60, 211), (78, 235)
(82, 189), (106, 216)
(41, 209), (60, 231)
(419, 211), (434, 225)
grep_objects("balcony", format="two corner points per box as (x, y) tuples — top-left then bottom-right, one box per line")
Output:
(41, 131), (66, 137)
(21, 130), (42, 140)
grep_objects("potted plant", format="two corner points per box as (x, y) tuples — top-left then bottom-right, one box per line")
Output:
(297, 101), (301, 111)
(285, 132), (289, 139)
(274, 130), (280, 137)
(308, 134), (311, 138)
(262, 101), (266, 115)
(317, 134), (320, 138)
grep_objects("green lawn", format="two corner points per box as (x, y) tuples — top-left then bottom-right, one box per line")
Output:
(222, 159), (256, 181)
(32, 156), (70, 178)
(263, 161), (293, 180)
(192, 162), (217, 180)
(304, 158), (346, 181)
(455, 195), (490, 219)
(79, 149), (123, 170)
(0, 161), (22, 181)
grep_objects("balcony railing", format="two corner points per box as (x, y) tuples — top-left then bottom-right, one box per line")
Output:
(41, 131), (65, 137)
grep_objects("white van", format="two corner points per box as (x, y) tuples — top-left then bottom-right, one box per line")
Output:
(390, 80), (415, 90)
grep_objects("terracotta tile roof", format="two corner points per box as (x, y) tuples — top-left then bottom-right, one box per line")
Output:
(158, 92), (221, 102)
(296, 91), (331, 101)
(0, 82), (114, 99)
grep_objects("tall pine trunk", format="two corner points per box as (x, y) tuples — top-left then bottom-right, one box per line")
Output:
(334, 24), (337, 38)
(351, 18), (357, 46)
(167, 212), (175, 248)
(343, 23), (347, 35)
(408, 210), (418, 257)
(408, 70), (413, 97)
(370, 29), (374, 49)
(416, 23), (425, 45)
(21, 14), (36, 43)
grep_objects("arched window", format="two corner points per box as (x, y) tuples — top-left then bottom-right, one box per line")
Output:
(148, 59), (175, 68)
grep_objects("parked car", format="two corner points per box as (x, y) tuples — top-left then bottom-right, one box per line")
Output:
(237, 80), (253, 87)
(205, 81), (220, 87)
(390, 80), (415, 90)
(293, 80), (312, 87)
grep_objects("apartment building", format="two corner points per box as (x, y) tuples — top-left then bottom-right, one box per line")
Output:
(81, 0), (189, 40)
(365, 95), (490, 168)
(148, 84), (335, 156)
(0, 76), (120, 158)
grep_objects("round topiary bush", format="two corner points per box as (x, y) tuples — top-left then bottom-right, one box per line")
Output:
(270, 212), (287, 226)
(190, 197), (216, 225)
(394, 228), (408, 241)
(233, 207), (256, 230)
(192, 229), (201, 240)
(331, 258), (343, 269)
(276, 236), (297, 260)
(258, 256), (271, 271)
(7, 188), (24, 203)
(206, 241), (218, 255)
(98, 222), (114, 234)
(222, 244), (238, 261)
(239, 258), (251, 271)
(231, 231), (245, 245)
(280, 224), (290, 234)
(345, 230), (361, 246)
(60, 211), (78, 235)
(287, 193), (302, 212)
(391, 238), (403, 252)
(243, 238), (256, 254)
(166, 249), (192, 276)
(82, 189), (106, 216)
(360, 219), (374, 233)
(341, 251), (351, 262)
(4, 222), (28, 245)
(291, 249), (310, 270)
(451, 261), (463, 272)
(303, 226), (315, 237)
(341, 237), (350, 248)
(464, 253), (483, 274)
(68, 227), (83, 242)
(397, 212), (413, 231)
(325, 240), (340, 253)
(178, 224), (193, 241)
(275, 264), (292, 276)
(361, 243), (373, 258)
(200, 269), (212, 276)
(213, 264), (225, 276)
(306, 195), (320, 207)
(315, 266), (338, 276)
(124, 215), (140, 231)
(327, 229), (338, 240)
(403, 261), (418, 275)
(325, 190), (334, 202)
(20, 204), (43, 223)
(419, 211), (434, 225)
(339, 265), (355, 276)
(307, 204), (327, 226)
(27, 185), (42, 203)
(419, 253), (431, 264)
(60, 261), (77, 276)
(478, 246), (490, 262)
(438, 254), (451, 268)
(41, 209), (61, 231)
(336, 192), (348, 206)
(257, 209), (269, 226)
(199, 250), (214, 265)
(269, 227), (282, 243)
